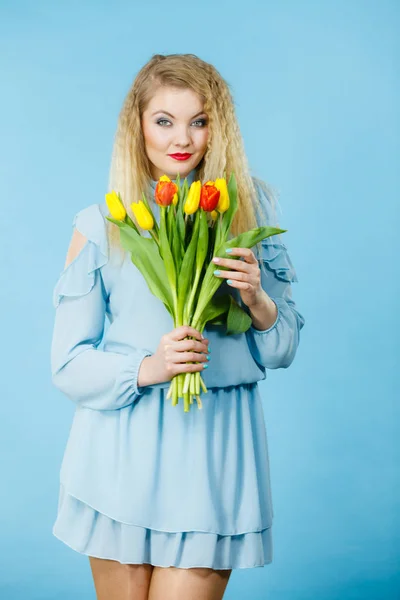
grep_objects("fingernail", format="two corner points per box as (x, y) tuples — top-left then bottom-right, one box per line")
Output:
(226, 248), (232, 253)
(203, 363), (208, 369)
(213, 257), (220, 263)
(206, 355), (210, 361)
(227, 279), (233, 285)
(207, 347), (211, 353)
(213, 270), (221, 276)
(201, 334), (205, 339)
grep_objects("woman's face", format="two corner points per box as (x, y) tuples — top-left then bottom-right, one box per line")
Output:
(141, 86), (209, 180)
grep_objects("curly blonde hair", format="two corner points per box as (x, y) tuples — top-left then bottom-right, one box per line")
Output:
(107, 53), (278, 259)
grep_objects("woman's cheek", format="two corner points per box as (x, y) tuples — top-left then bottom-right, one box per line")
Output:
(194, 128), (209, 152)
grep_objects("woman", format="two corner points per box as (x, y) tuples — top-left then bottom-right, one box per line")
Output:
(51, 53), (305, 600)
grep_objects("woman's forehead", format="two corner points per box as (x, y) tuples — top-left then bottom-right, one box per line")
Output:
(145, 86), (206, 115)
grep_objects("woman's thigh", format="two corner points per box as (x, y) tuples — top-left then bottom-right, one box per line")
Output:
(88, 556), (154, 600)
(148, 566), (232, 600)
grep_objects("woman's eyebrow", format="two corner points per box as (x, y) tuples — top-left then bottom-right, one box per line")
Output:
(151, 110), (206, 119)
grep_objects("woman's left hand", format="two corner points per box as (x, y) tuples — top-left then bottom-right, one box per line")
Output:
(212, 247), (266, 309)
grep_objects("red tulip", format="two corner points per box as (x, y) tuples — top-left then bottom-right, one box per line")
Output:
(155, 175), (178, 206)
(199, 181), (220, 212)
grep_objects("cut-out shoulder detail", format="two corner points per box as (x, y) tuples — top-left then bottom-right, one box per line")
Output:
(64, 228), (88, 269)
(52, 204), (109, 308)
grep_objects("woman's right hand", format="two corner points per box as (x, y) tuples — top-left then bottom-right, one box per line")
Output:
(137, 326), (210, 388)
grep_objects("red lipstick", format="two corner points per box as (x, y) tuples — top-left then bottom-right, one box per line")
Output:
(168, 153), (192, 161)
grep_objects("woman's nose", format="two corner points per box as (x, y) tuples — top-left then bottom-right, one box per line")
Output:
(173, 126), (191, 147)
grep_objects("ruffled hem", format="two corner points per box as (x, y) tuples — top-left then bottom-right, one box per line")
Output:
(53, 204), (108, 308)
(52, 485), (273, 570)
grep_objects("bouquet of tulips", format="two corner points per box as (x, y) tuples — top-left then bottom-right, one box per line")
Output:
(105, 173), (285, 412)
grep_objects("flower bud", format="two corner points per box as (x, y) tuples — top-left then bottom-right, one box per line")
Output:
(131, 200), (154, 230)
(155, 175), (178, 206)
(184, 180), (202, 215)
(214, 178), (230, 213)
(105, 190), (126, 220)
(199, 181), (220, 212)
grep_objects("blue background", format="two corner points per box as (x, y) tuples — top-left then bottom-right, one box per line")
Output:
(0, 1), (398, 598)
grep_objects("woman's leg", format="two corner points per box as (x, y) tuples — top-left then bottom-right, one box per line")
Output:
(89, 556), (154, 600)
(148, 566), (232, 600)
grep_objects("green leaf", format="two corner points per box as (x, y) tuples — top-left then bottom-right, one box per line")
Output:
(216, 226), (286, 256)
(183, 210), (209, 324)
(190, 259), (227, 329)
(219, 172), (239, 244)
(167, 202), (174, 242)
(177, 210), (200, 324)
(106, 216), (174, 314)
(191, 224), (285, 329)
(159, 207), (178, 314)
(226, 295), (253, 334)
(197, 293), (252, 334)
(196, 210), (209, 273)
(207, 218), (217, 264)
(176, 209), (185, 253)
(171, 212), (183, 274)
(198, 294), (230, 327)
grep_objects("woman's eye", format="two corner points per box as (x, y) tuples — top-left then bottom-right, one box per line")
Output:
(191, 119), (207, 127)
(156, 119), (171, 126)
(156, 118), (207, 127)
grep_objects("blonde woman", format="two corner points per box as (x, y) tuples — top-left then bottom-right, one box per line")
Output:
(51, 53), (305, 600)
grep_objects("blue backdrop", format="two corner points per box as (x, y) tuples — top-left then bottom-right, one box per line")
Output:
(0, 1), (398, 598)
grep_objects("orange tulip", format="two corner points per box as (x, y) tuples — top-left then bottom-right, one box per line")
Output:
(155, 174), (178, 207)
(199, 181), (220, 212)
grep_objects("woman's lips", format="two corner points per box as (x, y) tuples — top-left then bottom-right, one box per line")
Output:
(168, 153), (193, 161)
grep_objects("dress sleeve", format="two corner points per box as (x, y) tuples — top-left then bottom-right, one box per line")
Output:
(245, 179), (306, 370)
(50, 204), (153, 410)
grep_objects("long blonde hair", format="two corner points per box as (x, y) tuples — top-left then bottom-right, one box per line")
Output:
(106, 53), (278, 258)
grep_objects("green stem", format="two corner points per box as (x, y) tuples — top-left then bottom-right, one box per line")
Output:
(184, 268), (201, 324)
(150, 229), (159, 245)
(125, 214), (139, 233)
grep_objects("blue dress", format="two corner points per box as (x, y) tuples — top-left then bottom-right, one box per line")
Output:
(50, 169), (305, 570)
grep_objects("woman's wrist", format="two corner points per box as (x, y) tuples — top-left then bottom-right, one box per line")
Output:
(248, 293), (278, 331)
(137, 355), (157, 388)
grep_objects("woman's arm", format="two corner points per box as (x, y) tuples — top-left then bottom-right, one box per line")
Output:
(245, 254), (305, 369)
(244, 179), (305, 369)
(50, 206), (153, 411)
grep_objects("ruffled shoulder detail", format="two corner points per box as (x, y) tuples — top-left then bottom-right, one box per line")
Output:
(252, 176), (299, 283)
(53, 204), (109, 308)
(259, 237), (298, 282)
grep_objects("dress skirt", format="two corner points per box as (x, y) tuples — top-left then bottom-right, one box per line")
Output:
(52, 382), (274, 570)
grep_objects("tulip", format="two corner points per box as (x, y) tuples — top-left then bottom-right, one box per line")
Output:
(155, 174), (178, 207)
(131, 200), (154, 230)
(184, 180), (202, 215)
(105, 190), (126, 221)
(172, 192), (178, 206)
(210, 210), (218, 220)
(199, 181), (220, 212)
(214, 178), (230, 213)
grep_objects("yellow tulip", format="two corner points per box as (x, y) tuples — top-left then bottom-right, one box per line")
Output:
(105, 190), (126, 220)
(210, 210), (218, 220)
(214, 178), (230, 213)
(130, 200), (154, 230)
(159, 174), (172, 182)
(172, 192), (178, 206)
(183, 180), (201, 215)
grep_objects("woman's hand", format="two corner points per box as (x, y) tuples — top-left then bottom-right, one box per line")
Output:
(212, 247), (265, 309)
(138, 326), (210, 387)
